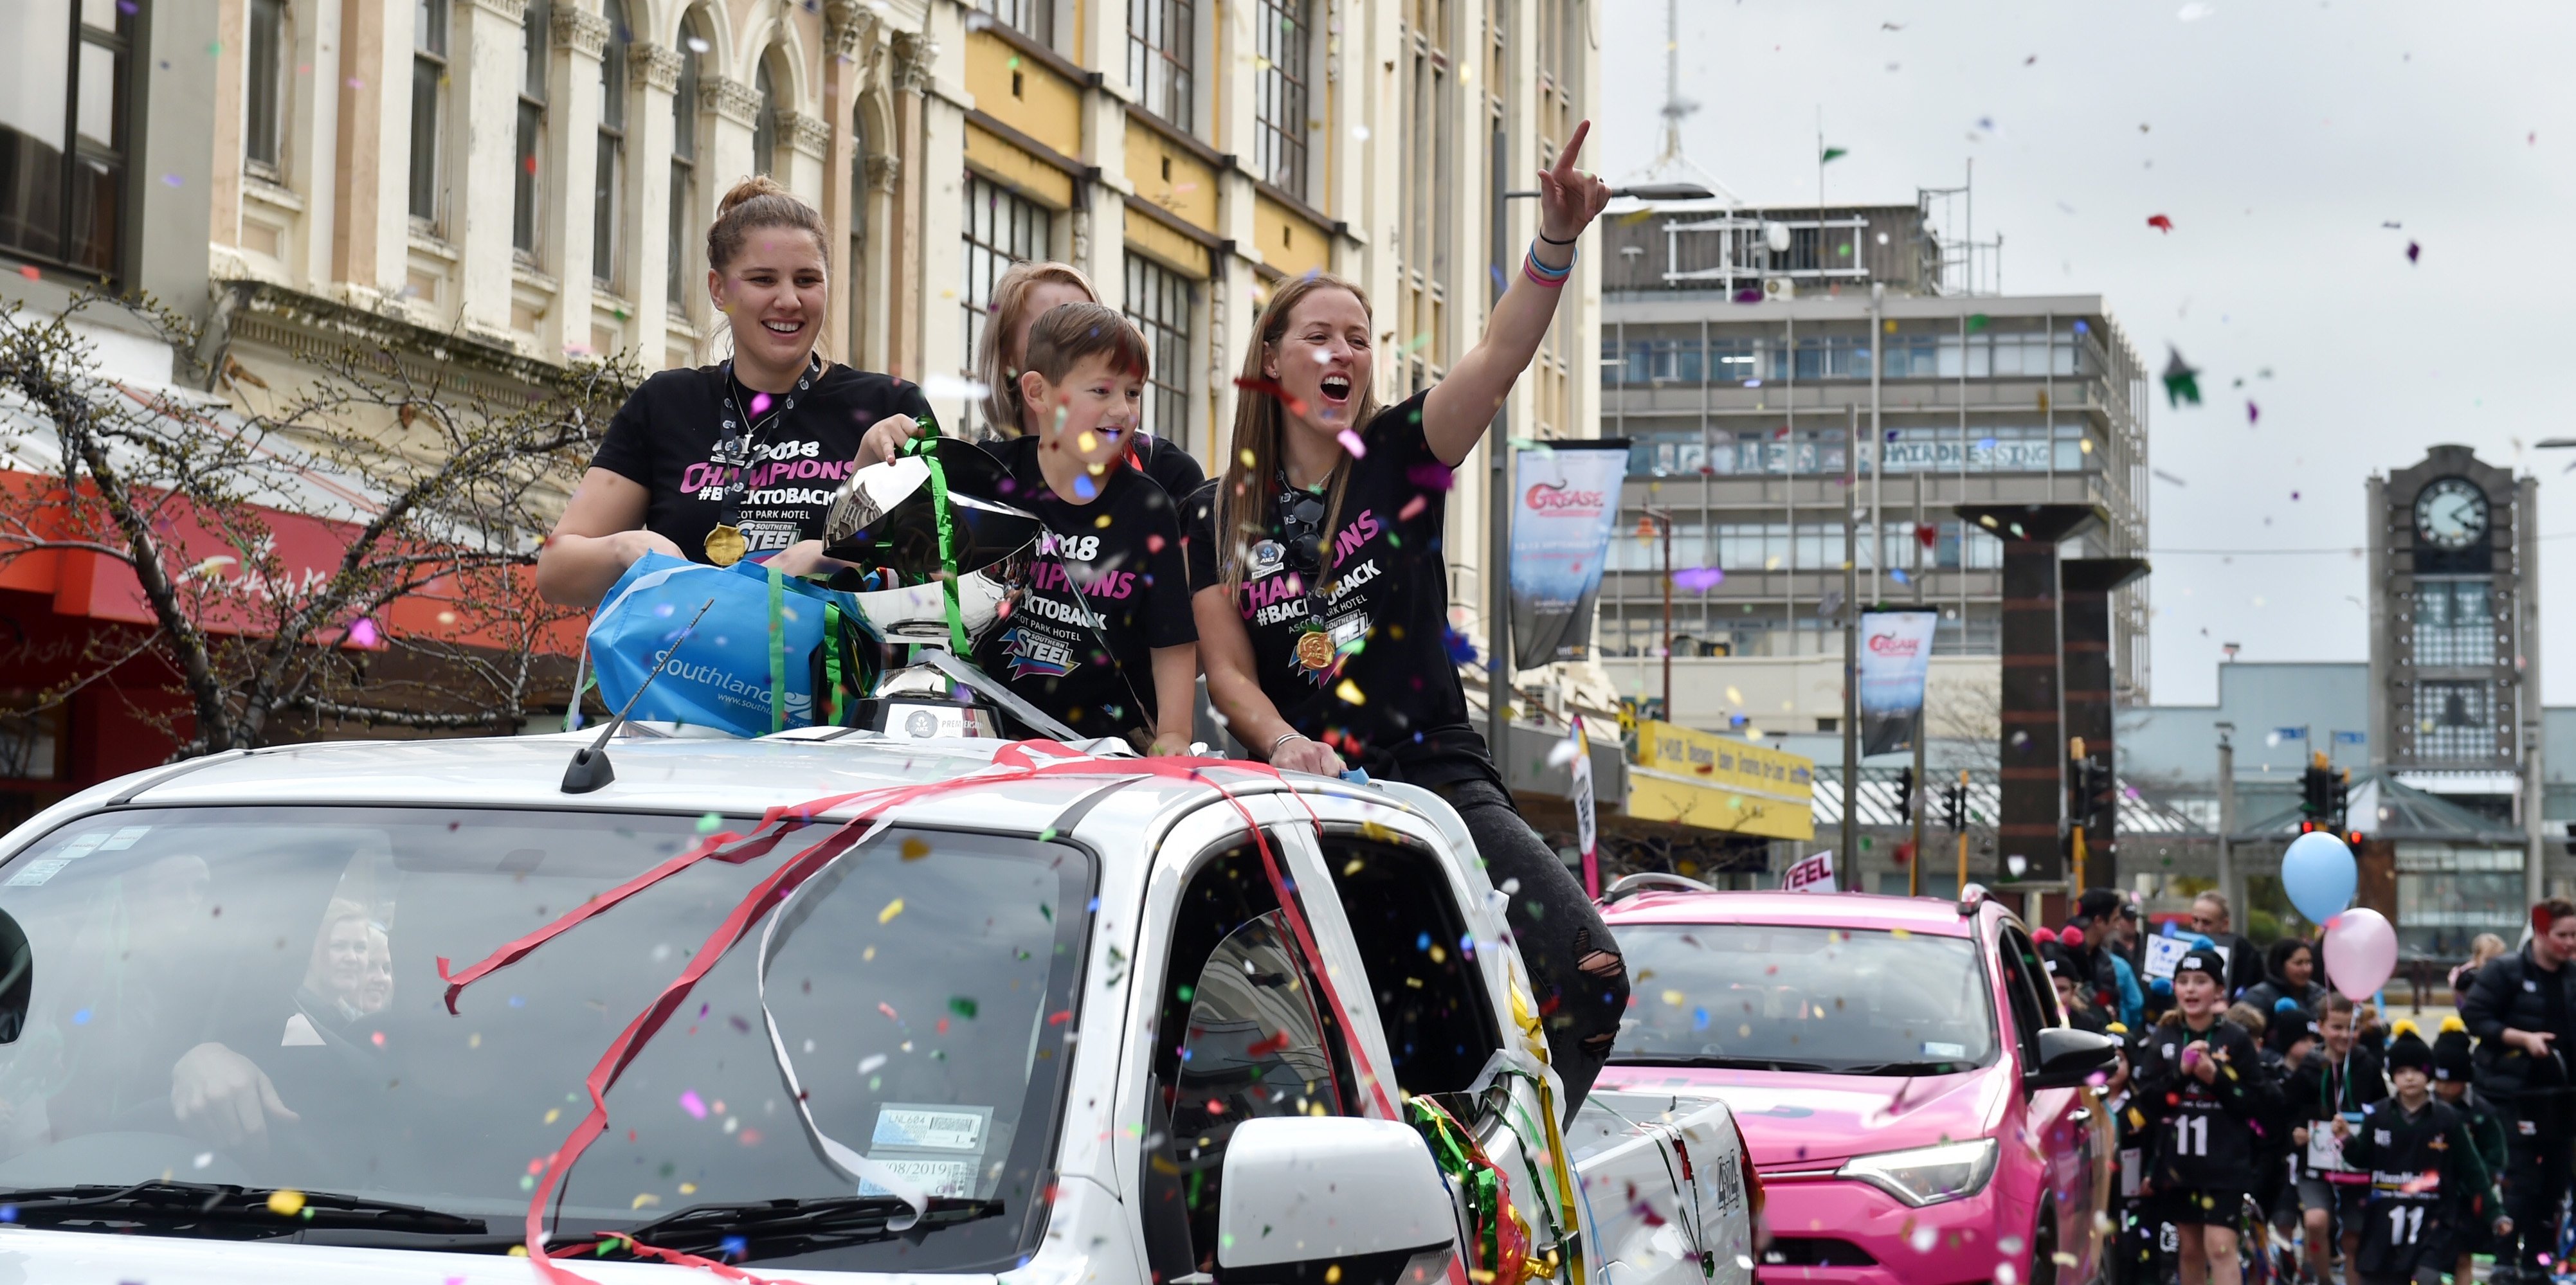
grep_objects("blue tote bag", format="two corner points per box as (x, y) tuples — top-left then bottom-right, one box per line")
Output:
(586, 552), (880, 737)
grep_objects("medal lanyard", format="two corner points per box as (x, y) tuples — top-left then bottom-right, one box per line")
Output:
(702, 355), (819, 564)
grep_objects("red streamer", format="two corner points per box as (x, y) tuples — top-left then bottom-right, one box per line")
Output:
(435, 744), (1398, 1282)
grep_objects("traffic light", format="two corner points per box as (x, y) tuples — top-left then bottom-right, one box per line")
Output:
(2562, 822), (2576, 857)
(1895, 768), (1916, 820)
(2299, 752), (2334, 818)
(2329, 769), (2352, 831)
(1941, 784), (1966, 832)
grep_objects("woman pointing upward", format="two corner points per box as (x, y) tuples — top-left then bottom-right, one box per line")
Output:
(1186, 122), (1628, 1109)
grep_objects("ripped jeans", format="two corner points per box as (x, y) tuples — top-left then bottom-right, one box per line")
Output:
(1430, 776), (1630, 1116)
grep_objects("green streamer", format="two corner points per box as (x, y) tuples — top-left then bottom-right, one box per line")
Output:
(903, 436), (972, 654)
(822, 603), (845, 724)
(1408, 1096), (1503, 1272)
(766, 561), (788, 733)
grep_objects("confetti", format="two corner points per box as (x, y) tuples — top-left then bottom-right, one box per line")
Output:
(2247, 400), (2260, 426)
(345, 618), (381, 647)
(2406, 240), (2420, 264)
(878, 898), (905, 924)
(1334, 679), (1365, 705)
(679, 1090), (708, 1119)
(16, 265), (37, 282)
(266, 1189), (305, 1216)
(1398, 494), (1428, 521)
(1336, 428), (1367, 458)
(1672, 566), (1724, 593)
(858, 1054), (887, 1074)
(918, 373), (991, 402)
(2146, 213), (2175, 233)
(2161, 347), (2202, 408)
(948, 996), (979, 1018)
(1440, 625), (1478, 664)
(900, 836), (932, 861)
(687, 36), (711, 52)
(1232, 375), (1308, 416)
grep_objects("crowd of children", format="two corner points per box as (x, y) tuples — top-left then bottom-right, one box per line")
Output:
(2034, 890), (2576, 1285)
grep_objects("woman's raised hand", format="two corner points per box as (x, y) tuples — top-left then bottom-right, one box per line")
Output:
(855, 413), (932, 467)
(1536, 120), (1612, 246)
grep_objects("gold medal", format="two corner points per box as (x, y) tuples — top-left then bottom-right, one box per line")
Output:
(1295, 629), (1334, 672)
(703, 523), (748, 567)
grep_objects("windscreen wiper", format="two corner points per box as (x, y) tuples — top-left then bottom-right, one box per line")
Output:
(1613, 1054), (1841, 1072)
(576, 1194), (1004, 1261)
(0, 1181), (487, 1241)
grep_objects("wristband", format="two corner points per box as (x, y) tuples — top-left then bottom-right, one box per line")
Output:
(1523, 246), (1573, 289)
(1536, 229), (1579, 246)
(1267, 731), (1307, 758)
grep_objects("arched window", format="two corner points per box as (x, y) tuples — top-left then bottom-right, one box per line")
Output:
(752, 58), (779, 177)
(593, 0), (628, 287)
(667, 10), (703, 305)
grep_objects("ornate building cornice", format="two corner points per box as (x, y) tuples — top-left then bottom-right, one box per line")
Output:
(784, 111), (832, 159)
(703, 76), (764, 127)
(549, 4), (610, 58)
(889, 31), (932, 93)
(864, 152), (902, 193)
(461, 0), (526, 22)
(632, 42), (683, 92)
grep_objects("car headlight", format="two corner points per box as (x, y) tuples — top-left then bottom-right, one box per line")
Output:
(1836, 1138), (1999, 1207)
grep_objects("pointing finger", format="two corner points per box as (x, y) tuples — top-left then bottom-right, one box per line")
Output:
(1552, 120), (1592, 179)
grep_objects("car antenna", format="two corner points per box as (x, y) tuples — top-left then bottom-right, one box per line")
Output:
(561, 597), (714, 795)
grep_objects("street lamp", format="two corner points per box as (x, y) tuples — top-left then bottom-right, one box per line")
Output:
(1641, 507), (1676, 717)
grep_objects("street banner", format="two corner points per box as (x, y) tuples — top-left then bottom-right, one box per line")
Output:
(1510, 442), (1629, 670)
(1781, 849), (1837, 894)
(1570, 717), (1598, 897)
(1856, 610), (1941, 756)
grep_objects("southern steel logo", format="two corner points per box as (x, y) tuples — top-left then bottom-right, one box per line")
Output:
(1523, 480), (1607, 515)
(1866, 631), (1924, 656)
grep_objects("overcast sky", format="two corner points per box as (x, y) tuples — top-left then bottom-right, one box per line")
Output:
(1592, 0), (2576, 707)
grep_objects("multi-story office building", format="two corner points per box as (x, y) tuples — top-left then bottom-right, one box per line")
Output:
(1592, 198), (2153, 728)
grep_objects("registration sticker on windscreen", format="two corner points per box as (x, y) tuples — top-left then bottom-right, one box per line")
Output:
(1921, 1041), (1968, 1059)
(859, 1103), (994, 1200)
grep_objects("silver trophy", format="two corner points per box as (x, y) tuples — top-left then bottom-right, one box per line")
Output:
(818, 439), (1069, 741)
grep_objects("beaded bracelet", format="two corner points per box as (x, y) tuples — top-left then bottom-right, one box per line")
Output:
(1523, 244), (1574, 289)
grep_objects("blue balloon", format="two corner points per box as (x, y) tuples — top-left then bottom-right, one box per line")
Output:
(2281, 831), (2358, 924)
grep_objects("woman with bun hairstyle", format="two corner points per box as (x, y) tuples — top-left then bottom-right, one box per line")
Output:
(1183, 123), (1627, 1110)
(536, 176), (934, 607)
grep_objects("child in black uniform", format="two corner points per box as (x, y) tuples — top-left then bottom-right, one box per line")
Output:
(973, 303), (1199, 751)
(2136, 949), (2285, 1285)
(2334, 1022), (2509, 1285)
(2431, 1017), (2512, 1285)
(2290, 993), (2388, 1285)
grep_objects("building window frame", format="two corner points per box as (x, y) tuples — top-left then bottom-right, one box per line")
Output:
(244, 0), (289, 180)
(1123, 251), (1195, 449)
(1127, 0), (1195, 134)
(977, 0), (1053, 46)
(752, 57), (779, 177)
(592, 0), (629, 289)
(0, 0), (136, 278)
(960, 174), (1052, 401)
(667, 12), (702, 307)
(512, 0), (551, 261)
(1252, 0), (1309, 195)
(408, 0), (448, 228)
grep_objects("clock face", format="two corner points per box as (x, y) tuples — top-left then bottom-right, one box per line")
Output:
(2414, 477), (2489, 550)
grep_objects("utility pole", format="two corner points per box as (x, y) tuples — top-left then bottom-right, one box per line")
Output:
(1644, 506), (1674, 717)
(2216, 722), (2237, 921)
(1841, 404), (1860, 870)
(1487, 411), (1509, 762)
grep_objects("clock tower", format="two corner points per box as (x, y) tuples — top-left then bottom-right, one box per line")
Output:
(2367, 445), (2539, 775)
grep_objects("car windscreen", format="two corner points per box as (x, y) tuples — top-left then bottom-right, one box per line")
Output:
(0, 805), (1091, 1271)
(1613, 922), (1998, 1074)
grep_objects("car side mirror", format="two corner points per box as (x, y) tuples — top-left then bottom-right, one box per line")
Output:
(0, 908), (30, 1043)
(2027, 1025), (2118, 1090)
(1217, 1117), (1460, 1281)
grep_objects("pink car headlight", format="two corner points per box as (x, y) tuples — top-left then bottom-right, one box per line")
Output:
(1835, 1138), (1999, 1207)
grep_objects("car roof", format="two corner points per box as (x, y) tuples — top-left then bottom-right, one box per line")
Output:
(5, 729), (1334, 850)
(1599, 888), (1991, 939)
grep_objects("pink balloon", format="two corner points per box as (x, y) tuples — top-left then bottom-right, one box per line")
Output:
(2321, 908), (2399, 1001)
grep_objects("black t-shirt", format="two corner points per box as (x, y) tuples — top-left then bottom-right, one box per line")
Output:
(973, 441), (1195, 745)
(590, 362), (934, 561)
(984, 426), (1206, 503)
(1183, 392), (1494, 787)
(2139, 1018), (2269, 1191)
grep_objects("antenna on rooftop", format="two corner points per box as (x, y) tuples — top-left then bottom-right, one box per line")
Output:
(1629, 0), (1736, 204)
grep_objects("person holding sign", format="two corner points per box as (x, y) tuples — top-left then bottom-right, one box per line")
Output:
(536, 177), (934, 608)
(2289, 993), (2388, 1285)
(2134, 949), (2283, 1285)
(2333, 1023), (2510, 1285)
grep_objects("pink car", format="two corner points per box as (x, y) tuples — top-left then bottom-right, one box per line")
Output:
(1597, 880), (2119, 1285)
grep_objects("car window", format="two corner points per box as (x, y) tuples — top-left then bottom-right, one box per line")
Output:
(1615, 924), (1998, 1074)
(1995, 924), (2051, 1062)
(1139, 837), (1354, 1281)
(0, 807), (1091, 1272)
(1321, 832), (1501, 1096)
